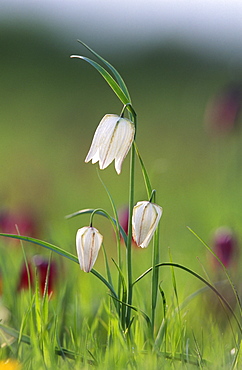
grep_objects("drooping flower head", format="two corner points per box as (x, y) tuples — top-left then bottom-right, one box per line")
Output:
(85, 114), (135, 174)
(132, 201), (162, 248)
(76, 226), (103, 272)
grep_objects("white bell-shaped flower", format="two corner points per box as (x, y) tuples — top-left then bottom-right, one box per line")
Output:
(76, 226), (103, 272)
(85, 114), (135, 174)
(132, 201), (162, 248)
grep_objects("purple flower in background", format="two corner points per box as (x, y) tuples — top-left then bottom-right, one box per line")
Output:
(204, 226), (240, 328)
(204, 83), (242, 134)
(212, 226), (239, 268)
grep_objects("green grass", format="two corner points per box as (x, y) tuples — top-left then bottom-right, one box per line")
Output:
(0, 24), (241, 368)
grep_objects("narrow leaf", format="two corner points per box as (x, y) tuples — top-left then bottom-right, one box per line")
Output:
(77, 40), (131, 101)
(133, 262), (242, 333)
(134, 142), (152, 198)
(0, 233), (78, 263)
(0, 233), (117, 298)
(70, 55), (130, 106)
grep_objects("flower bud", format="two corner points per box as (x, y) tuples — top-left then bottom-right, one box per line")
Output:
(85, 114), (135, 174)
(132, 201), (162, 248)
(76, 226), (103, 272)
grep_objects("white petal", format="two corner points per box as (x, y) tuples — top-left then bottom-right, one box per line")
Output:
(85, 114), (135, 174)
(76, 226), (103, 272)
(114, 118), (135, 174)
(132, 201), (149, 246)
(85, 114), (117, 164)
(98, 115), (120, 169)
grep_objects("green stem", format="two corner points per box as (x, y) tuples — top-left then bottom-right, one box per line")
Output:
(126, 142), (135, 328)
(150, 190), (160, 335)
(151, 226), (160, 335)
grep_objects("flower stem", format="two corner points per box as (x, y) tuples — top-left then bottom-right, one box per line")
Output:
(126, 142), (135, 328)
(151, 226), (160, 335)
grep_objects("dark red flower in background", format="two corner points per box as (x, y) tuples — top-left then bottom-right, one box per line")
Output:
(17, 261), (33, 292)
(17, 256), (58, 296)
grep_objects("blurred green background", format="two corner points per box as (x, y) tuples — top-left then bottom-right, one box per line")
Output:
(1, 15), (242, 289)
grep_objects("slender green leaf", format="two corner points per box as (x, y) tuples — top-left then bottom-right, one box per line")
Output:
(133, 262), (242, 333)
(102, 244), (113, 289)
(77, 40), (131, 101)
(134, 142), (152, 198)
(0, 233), (78, 263)
(0, 233), (118, 299)
(112, 258), (127, 297)
(70, 55), (130, 106)
(168, 249), (180, 315)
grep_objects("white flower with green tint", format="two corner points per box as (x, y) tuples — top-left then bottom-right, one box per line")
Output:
(132, 201), (162, 248)
(76, 226), (103, 272)
(85, 114), (135, 174)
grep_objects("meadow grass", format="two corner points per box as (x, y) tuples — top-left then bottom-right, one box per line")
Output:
(0, 26), (241, 368)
